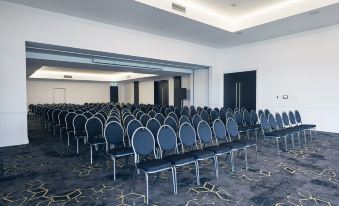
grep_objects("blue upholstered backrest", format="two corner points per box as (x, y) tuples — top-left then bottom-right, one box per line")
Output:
(197, 120), (212, 144)
(226, 118), (239, 140)
(179, 123), (196, 147)
(132, 127), (155, 156)
(105, 121), (124, 145)
(157, 125), (177, 151)
(213, 119), (227, 141)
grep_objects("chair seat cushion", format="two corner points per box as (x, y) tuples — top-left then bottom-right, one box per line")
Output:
(299, 124), (316, 130)
(236, 139), (256, 146)
(188, 150), (215, 159)
(220, 142), (246, 150)
(88, 138), (106, 145)
(266, 130), (287, 137)
(74, 131), (87, 137)
(164, 154), (195, 165)
(137, 159), (171, 172)
(205, 146), (231, 154)
(107, 147), (134, 157)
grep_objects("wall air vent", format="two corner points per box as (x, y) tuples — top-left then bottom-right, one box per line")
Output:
(172, 3), (186, 13)
(64, 75), (72, 79)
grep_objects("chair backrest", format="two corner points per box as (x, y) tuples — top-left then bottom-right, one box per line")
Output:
(86, 117), (103, 137)
(268, 113), (278, 130)
(127, 119), (143, 142)
(226, 111), (234, 119)
(200, 110), (209, 123)
(250, 110), (259, 124)
(226, 108), (233, 114)
(73, 114), (87, 132)
(174, 108), (181, 118)
(83, 112), (93, 119)
(164, 116), (177, 132)
(132, 127), (156, 161)
(123, 115), (135, 128)
(190, 108), (197, 117)
(165, 108), (173, 116)
(154, 113), (165, 125)
(52, 110), (61, 122)
(295, 110), (302, 124)
(140, 114), (151, 127)
(168, 112), (178, 123)
(58, 111), (68, 125)
(226, 118), (239, 141)
(192, 114), (202, 130)
(275, 113), (284, 129)
(282, 112), (290, 127)
(180, 109), (189, 117)
(148, 110), (156, 118)
(210, 110), (219, 122)
(94, 113), (106, 125)
(146, 118), (161, 139)
(107, 116), (120, 124)
(264, 109), (270, 117)
(136, 111), (144, 120)
(213, 119), (228, 142)
(289, 111), (297, 125)
(260, 114), (270, 131)
(197, 120), (213, 144)
(179, 122), (196, 148)
(179, 115), (191, 127)
(243, 110), (252, 125)
(105, 121), (124, 145)
(157, 125), (177, 153)
(219, 110), (227, 124)
(234, 111), (243, 126)
(258, 109), (264, 119)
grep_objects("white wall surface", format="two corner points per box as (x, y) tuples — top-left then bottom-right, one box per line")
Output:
(0, 1), (217, 147)
(27, 79), (110, 105)
(194, 69), (209, 107)
(181, 74), (191, 106)
(118, 82), (134, 104)
(139, 80), (154, 104)
(213, 24), (339, 132)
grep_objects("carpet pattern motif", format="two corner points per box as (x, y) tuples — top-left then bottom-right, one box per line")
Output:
(0, 119), (338, 206)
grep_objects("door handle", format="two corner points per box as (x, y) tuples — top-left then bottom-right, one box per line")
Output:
(239, 82), (241, 109)
(235, 82), (238, 110)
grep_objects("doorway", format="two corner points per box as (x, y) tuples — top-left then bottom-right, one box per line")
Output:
(154, 80), (169, 106)
(53, 88), (66, 103)
(223, 70), (256, 111)
(110, 86), (119, 103)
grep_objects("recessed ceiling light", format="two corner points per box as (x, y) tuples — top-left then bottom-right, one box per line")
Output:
(309, 10), (320, 15)
(230, 3), (237, 8)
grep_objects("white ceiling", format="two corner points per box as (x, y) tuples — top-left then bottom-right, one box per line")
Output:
(4, 0), (339, 48)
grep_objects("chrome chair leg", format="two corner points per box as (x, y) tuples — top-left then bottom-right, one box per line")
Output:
(76, 138), (79, 154)
(284, 136), (288, 151)
(195, 161), (200, 186)
(244, 148), (248, 170)
(214, 156), (219, 179)
(231, 151), (235, 173)
(112, 156), (116, 181)
(171, 167), (176, 195)
(90, 145), (93, 164)
(276, 138), (280, 154)
(145, 172), (149, 205)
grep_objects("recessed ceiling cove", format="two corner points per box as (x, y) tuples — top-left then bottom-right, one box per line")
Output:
(135, 0), (339, 32)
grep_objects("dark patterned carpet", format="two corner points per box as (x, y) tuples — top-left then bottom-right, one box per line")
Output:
(0, 118), (338, 206)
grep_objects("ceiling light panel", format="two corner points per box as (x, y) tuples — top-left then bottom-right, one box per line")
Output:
(29, 66), (157, 82)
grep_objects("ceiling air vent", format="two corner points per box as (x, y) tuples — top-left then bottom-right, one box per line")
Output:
(64, 75), (72, 79)
(172, 3), (186, 13)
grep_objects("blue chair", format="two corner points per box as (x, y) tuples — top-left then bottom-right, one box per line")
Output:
(146, 118), (161, 143)
(164, 116), (177, 133)
(225, 118), (248, 171)
(86, 117), (105, 164)
(197, 120), (231, 178)
(105, 121), (134, 181)
(127, 119), (143, 146)
(157, 125), (197, 194)
(200, 110), (209, 123)
(140, 114), (151, 127)
(191, 114), (202, 130)
(168, 112), (178, 123)
(131, 127), (175, 204)
(179, 115), (191, 127)
(155, 113), (165, 125)
(148, 110), (156, 118)
(180, 109), (189, 117)
(73, 114), (87, 153)
(179, 123), (215, 185)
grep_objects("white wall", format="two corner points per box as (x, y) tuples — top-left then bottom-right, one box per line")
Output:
(27, 79), (110, 105)
(139, 80), (154, 104)
(0, 1), (218, 147)
(118, 82), (134, 104)
(181, 74), (191, 106)
(212, 24), (339, 133)
(194, 69), (209, 107)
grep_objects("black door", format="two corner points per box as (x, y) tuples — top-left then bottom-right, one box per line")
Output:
(224, 71), (256, 111)
(154, 80), (169, 106)
(134, 81), (139, 104)
(110, 86), (118, 103)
